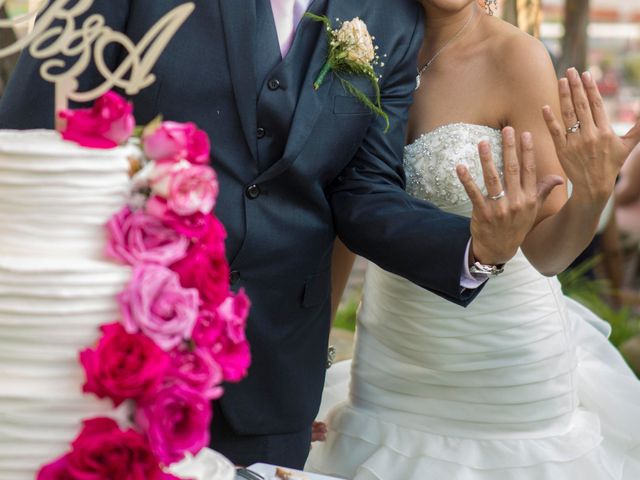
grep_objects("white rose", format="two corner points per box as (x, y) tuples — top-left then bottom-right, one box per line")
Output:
(335, 17), (375, 66)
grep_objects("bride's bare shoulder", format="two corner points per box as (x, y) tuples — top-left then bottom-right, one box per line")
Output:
(483, 18), (557, 87)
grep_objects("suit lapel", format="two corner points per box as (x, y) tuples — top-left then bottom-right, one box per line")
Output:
(219, 0), (258, 161)
(254, 0), (332, 184)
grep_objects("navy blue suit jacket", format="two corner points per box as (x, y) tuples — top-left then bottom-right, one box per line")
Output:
(0, 0), (480, 436)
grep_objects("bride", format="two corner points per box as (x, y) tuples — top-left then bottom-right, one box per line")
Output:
(306, 1), (640, 479)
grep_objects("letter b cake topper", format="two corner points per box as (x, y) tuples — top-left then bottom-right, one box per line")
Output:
(0, 0), (195, 123)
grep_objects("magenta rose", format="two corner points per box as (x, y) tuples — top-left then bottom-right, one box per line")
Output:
(217, 289), (251, 344)
(119, 265), (200, 351)
(80, 323), (170, 406)
(191, 305), (225, 350)
(169, 345), (224, 400)
(37, 417), (175, 480)
(150, 161), (219, 217)
(59, 91), (135, 149)
(106, 206), (190, 266)
(143, 121), (211, 165)
(145, 196), (218, 241)
(171, 243), (229, 307)
(213, 336), (251, 383)
(137, 383), (212, 465)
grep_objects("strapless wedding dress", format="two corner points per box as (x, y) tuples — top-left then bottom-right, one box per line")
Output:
(306, 124), (640, 479)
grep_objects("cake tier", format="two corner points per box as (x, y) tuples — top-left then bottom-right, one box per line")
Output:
(0, 130), (133, 260)
(0, 256), (131, 480)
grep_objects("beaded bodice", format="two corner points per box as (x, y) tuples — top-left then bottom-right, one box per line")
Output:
(403, 123), (503, 215)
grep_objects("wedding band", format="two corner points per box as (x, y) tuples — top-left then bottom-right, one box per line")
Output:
(566, 120), (581, 134)
(488, 191), (506, 201)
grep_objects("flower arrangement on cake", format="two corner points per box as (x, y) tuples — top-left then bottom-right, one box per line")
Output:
(37, 92), (251, 479)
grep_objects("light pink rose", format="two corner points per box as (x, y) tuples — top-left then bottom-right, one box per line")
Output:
(119, 265), (200, 351)
(142, 121), (211, 165)
(150, 162), (219, 217)
(106, 206), (190, 266)
(80, 323), (170, 406)
(217, 290), (251, 344)
(169, 345), (224, 400)
(37, 417), (174, 480)
(59, 91), (135, 149)
(137, 383), (212, 465)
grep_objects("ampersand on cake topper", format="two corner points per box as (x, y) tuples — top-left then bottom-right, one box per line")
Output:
(0, 0), (195, 126)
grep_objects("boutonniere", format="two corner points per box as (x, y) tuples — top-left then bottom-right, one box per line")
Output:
(305, 14), (389, 132)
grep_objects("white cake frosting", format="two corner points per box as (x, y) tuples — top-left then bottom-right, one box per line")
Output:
(0, 130), (133, 479)
(0, 130), (234, 480)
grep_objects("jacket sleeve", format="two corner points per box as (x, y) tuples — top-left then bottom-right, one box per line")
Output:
(0, 0), (131, 129)
(327, 6), (482, 307)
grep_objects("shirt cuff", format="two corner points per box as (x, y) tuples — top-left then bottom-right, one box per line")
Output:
(460, 240), (488, 290)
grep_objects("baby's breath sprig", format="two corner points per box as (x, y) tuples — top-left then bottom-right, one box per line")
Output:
(306, 14), (389, 132)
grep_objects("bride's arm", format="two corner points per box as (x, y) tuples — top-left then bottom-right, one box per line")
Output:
(330, 239), (356, 323)
(500, 37), (614, 276)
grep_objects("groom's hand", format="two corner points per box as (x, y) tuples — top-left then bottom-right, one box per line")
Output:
(456, 127), (564, 266)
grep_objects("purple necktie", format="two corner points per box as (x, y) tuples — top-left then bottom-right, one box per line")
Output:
(270, 0), (312, 57)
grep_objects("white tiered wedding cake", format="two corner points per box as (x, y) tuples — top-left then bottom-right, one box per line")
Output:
(0, 130), (235, 480)
(0, 130), (133, 479)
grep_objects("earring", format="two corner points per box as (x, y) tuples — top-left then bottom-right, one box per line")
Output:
(484, 0), (498, 16)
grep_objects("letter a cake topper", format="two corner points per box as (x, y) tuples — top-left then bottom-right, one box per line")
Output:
(0, 0), (195, 126)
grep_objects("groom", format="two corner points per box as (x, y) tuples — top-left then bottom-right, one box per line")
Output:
(0, 0), (583, 469)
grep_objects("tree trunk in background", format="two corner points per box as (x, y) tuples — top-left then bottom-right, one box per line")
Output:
(503, 0), (518, 27)
(0, 5), (19, 97)
(502, 0), (542, 38)
(559, 0), (590, 73)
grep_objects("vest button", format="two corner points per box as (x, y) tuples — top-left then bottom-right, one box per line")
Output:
(229, 270), (240, 286)
(246, 184), (261, 199)
(268, 79), (281, 90)
(257, 127), (266, 139)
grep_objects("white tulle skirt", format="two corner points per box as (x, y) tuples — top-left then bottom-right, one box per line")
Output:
(306, 261), (640, 480)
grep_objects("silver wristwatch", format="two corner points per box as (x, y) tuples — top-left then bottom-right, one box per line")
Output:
(469, 261), (505, 278)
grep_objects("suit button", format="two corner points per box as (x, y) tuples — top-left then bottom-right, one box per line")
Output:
(257, 127), (266, 139)
(268, 79), (281, 90)
(245, 184), (261, 199)
(229, 270), (240, 286)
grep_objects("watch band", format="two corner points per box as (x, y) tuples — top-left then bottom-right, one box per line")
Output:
(469, 261), (505, 277)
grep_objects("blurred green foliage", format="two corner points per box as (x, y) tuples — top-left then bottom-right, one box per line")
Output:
(333, 298), (358, 332)
(623, 55), (640, 88)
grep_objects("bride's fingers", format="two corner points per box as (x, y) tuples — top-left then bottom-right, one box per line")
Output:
(581, 71), (609, 129)
(501, 127), (521, 197)
(567, 68), (596, 133)
(478, 140), (504, 198)
(542, 106), (567, 152)
(559, 78), (579, 131)
(520, 132), (537, 195)
(456, 165), (487, 215)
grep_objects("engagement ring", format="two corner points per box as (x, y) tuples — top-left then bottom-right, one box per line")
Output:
(566, 121), (581, 134)
(488, 191), (506, 201)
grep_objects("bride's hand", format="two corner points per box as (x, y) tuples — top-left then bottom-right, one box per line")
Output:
(456, 127), (563, 266)
(542, 67), (640, 206)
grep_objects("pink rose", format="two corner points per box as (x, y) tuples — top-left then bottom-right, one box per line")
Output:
(217, 290), (251, 344)
(169, 345), (224, 400)
(119, 265), (200, 351)
(143, 121), (211, 165)
(37, 417), (172, 480)
(150, 162), (219, 217)
(191, 305), (225, 350)
(147, 196), (227, 246)
(213, 336), (251, 383)
(106, 206), (190, 266)
(137, 383), (211, 465)
(80, 323), (170, 406)
(171, 244), (229, 307)
(59, 91), (135, 149)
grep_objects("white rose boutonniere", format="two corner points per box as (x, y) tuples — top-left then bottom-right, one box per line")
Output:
(305, 14), (389, 132)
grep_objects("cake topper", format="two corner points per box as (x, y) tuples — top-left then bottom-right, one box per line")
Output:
(0, 0), (195, 125)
